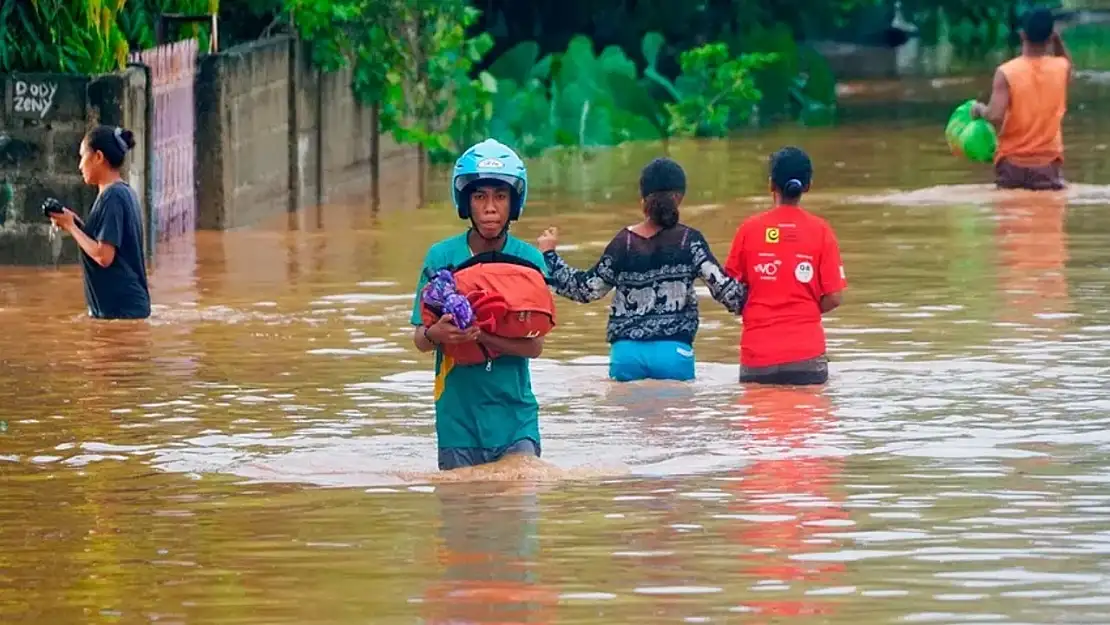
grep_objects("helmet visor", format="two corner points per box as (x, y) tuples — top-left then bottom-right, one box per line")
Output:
(454, 173), (525, 197)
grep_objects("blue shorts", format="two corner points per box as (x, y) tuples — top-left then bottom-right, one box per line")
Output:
(609, 340), (696, 382)
(438, 438), (541, 471)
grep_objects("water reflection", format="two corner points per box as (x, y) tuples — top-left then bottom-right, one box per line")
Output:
(74, 321), (156, 382)
(422, 484), (558, 624)
(727, 385), (847, 621)
(992, 190), (1071, 330)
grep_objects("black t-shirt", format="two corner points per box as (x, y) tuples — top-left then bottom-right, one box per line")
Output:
(79, 182), (151, 320)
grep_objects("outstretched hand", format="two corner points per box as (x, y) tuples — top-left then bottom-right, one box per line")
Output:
(537, 227), (558, 252)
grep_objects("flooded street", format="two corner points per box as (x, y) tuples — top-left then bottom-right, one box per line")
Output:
(4, 100), (1110, 623)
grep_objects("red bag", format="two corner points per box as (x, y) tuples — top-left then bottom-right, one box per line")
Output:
(421, 251), (557, 366)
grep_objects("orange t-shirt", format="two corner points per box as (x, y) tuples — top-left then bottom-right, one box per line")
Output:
(996, 55), (1070, 167)
(724, 206), (847, 368)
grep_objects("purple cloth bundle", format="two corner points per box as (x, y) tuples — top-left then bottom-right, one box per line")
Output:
(422, 269), (475, 329)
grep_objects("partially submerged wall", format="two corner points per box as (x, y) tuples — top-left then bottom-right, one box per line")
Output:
(0, 70), (148, 265)
(195, 36), (424, 231)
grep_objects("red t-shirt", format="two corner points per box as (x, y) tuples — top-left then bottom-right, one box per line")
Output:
(724, 205), (847, 368)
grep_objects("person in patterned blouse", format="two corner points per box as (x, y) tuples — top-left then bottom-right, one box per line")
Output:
(537, 157), (748, 382)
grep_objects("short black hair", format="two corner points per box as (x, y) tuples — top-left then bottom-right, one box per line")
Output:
(1023, 6), (1055, 45)
(769, 146), (813, 201)
(639, 157), (686, 198)
(85, 125), (136, 169)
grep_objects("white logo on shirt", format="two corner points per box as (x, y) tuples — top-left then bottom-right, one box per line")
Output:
(840, 265), (846, 280)
(754, 261), (780, 277)
(795, 261), (814, 284)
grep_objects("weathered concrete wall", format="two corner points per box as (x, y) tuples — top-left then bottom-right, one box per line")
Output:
(196, 36), (424, 231)
(379, 133), (424, 213)
(0, 69), (149, 265)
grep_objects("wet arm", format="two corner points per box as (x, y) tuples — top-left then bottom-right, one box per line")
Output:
(65, 199), (120, 268)
(1053, 31), (1073, 70)
(67, 226), (117, 268)
(478, 333), (543, 359)
(412, 325), (436, 353)
(975, 69), (1009, 128)
(820, 292), (842, 314)
(692, 235), (748, 314)
(723, 229), (745, 281)
(542, 250), (615, 303)
(410, 257), (437, 353)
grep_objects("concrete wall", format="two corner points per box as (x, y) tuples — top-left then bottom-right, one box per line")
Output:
(195, 36), (424, 231)
(0, 69), (149, 265)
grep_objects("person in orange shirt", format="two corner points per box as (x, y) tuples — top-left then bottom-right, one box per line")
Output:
(724, 147), (847, 385)
(971, 6), (1072, 190)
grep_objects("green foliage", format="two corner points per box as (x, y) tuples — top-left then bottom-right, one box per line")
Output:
(217, 0), (285, 47)
(483, 35), (665, 156)
(669, 44), (775, 136)
(287, 0), (496, 163)
(482, 31), (826, 154)
(642, 35), (777, 137)
(0, 180), (13, 228)
(737, 24), (837, 127)
(119, 0), (218, 53)
(0, 0), (218, 74)
(903, 0), (1026, 60)
(284, 0), (846, 160)
(474, 0), (882, 70)
(0, 0), (131, 74)
(1060, 22), (1110, 70)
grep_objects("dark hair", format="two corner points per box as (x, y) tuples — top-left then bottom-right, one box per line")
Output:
(1023, 7), (1055, 45)
(85, 125), (136, 169)
(639, 157), (686, 229)
(645, 192), (681, 229)
(770, 146), (813, 202)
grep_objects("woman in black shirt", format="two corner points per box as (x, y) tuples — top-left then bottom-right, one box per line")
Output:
(47, 125), (151, 320)
(537, 157), (747, 381)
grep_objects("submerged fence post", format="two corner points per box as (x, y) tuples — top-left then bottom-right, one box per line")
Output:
(315, 63), (324, 208)
(125, 60), (155, 262)
(287, 32), (300, 214)
(370, 104), (381, 212)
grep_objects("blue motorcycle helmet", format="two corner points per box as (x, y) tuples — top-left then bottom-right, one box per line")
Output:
(452, 139), (528, 224)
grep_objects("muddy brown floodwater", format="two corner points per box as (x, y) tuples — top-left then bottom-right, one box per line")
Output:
(4, 91), (1110, 624)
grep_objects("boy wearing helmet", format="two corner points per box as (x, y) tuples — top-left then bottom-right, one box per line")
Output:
(410, 139), (549, 471)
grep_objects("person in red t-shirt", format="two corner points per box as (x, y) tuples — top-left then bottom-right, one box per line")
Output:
(724, 147), (847, 385)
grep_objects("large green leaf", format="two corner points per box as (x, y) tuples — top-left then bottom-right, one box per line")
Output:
(487, 40), (539, 83)
(598, 45), (637, 79)
(641, 31), (681, 102)
(606, 73), (666, 137)
(555, 82), (613, 147)
(555, 34), (600, 93)
(531, 53), (554, 81)
(642, 31), (664, 69)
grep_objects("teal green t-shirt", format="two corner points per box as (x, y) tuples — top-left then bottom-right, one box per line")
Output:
(410, 232), (549, 450)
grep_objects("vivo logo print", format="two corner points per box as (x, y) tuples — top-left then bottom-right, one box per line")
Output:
(754, 261), (780, 276)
